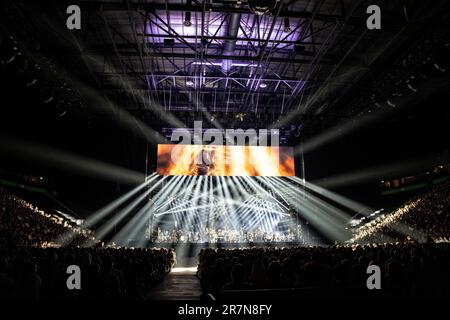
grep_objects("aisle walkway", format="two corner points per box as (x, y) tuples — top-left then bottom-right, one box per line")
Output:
(147, 267), (202, 300)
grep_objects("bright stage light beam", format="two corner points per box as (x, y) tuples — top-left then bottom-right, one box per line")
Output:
(56, 173), (159, 245)
(112, 200), (154, 246)
(94, 176), (167, 241)
(288, 176), (374, 215)
(311, 154), (445, 189)
(0, 137), (148, 185)
(269, 176), (351, 241)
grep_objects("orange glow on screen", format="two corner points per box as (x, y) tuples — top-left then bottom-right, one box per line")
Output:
(156, 144), (295, 176)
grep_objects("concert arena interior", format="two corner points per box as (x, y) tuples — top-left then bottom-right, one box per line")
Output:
(1, 0), (450, 306)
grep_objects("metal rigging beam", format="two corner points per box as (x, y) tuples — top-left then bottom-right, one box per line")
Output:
(84, 47), (340, 65)
(61, 1), (361, 24)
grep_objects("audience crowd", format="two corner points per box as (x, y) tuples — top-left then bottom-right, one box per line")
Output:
(351, 181), (450, 244)
(0, 188), (95, 247)
(0, 246), (175, 299)
(198, 243), (450, 298)
(0, 188), (176, 299)
(2, 180), (450, 300)
(198, 181), (450, 299)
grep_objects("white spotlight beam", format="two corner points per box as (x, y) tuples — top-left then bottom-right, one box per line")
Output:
(0, 137), (149, 185)
(95, 176), (167, 240)
(154, 176), (187, 208)
(56, 173), (159, 245)
(270, 177), (351, 241)
(112, 200), (153, 245)
(152, 176), (194, 227)
(310, 155), (443, 189)
(256, 176), (290, 208)
(215, 177), (238, 230)
(288, 176), (374, 215)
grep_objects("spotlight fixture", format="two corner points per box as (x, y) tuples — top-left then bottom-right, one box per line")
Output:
(248, 0), (278, 16)
(186, 80), (194, 87)
(55, 99), (67, 117)
(433, 63), (446, 73)
(236, 112), (245, 122)
(407, 77), (417, 92)
(259, 82), (267, 88)
(39, 87), (55, 104)
(184, 11), (192, 27)
(43, 95), (54, 104)
(386, 100), (396, 108)
(283, 17), (291, 33)
(433, 44), (450, 72)
(26, 78), (37, 86)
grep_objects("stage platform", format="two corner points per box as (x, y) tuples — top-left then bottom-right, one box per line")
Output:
(145, 241), (304, 249)
(127, 241), (305, 262)
(144, 242), (306, 267)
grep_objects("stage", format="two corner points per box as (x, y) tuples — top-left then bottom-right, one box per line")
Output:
(126, 241), (307, 266)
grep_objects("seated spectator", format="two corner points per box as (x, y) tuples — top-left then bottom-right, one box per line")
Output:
(0, 188), (96, 247)
(266, 261), (282, 289)
(351, 181), (450, 244)
(222, 264), (251, 291)
(249, 260), (268, 289)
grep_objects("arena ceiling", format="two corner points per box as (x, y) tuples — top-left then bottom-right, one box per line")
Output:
(2, 0), (450, 136)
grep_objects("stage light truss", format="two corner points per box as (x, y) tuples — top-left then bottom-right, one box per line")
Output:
(72, 0), (372, 116)
(153, 180), (292, 235)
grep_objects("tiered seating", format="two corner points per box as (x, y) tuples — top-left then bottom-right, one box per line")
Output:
(0, 246), (176, 299)
(350, 181), (450, 244)
(0, 188), (176, 299)
(198, 243), (450, 299)
(0, 188), (95, 247)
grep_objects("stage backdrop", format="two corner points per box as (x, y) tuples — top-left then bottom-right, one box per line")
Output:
(156, 144), (295, 176)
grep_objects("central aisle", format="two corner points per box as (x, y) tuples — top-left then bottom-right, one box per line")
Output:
(147, 267), (202, 300)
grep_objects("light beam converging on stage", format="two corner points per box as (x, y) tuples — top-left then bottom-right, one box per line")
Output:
(47, 133), (381, 249)
(67, 166), (371, 249)
(44, 130), (388, 251)
(2, 0), (449, 302)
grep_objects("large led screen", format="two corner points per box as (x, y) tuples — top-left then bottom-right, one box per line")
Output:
(156, 144), (295, 176)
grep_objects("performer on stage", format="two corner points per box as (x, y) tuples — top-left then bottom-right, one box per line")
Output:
(195, 146), (214, 175)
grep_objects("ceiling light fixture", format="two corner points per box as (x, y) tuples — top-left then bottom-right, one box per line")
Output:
(248, 0), (278, 16)
(284, 17), (291, 33)
(184, 11), (192, 27)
